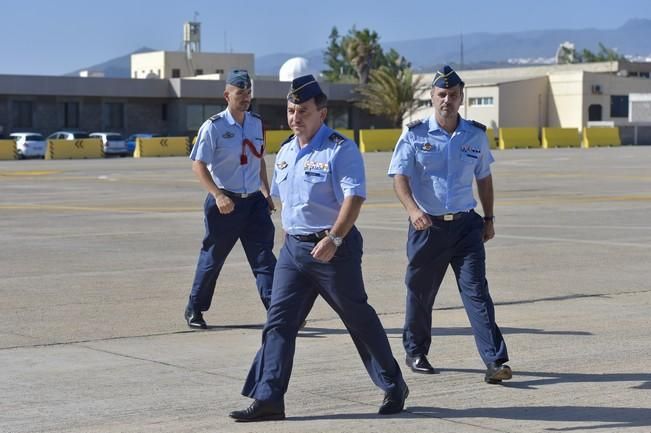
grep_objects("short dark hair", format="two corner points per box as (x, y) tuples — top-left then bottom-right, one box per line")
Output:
(314, 92), (328, 109)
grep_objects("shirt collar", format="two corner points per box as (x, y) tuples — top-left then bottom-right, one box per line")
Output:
(224, 108), (247, 127)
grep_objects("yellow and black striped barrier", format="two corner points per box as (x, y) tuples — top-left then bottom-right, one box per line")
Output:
(0, 139), (18, 160)
(45, 139), (104, 159)
(133, 137), (190, 157)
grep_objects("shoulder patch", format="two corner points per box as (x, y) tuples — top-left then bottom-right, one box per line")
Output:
(249, 111), (262, 120)
(329, 132), (345, 145)
(208, 112), (225, 123)
(406, 119), (424, 129)
(469, 120), (487, 131)
(280, 134), (294, 147)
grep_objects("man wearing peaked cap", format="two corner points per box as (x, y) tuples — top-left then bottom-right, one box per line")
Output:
(388, 65), (512, 384)
(226, 69), (252, 89)
(184, 69), (277, 330)
(229, 74), (408, 422)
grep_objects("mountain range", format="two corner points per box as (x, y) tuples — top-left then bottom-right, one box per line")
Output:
(69, 19), (651, 78)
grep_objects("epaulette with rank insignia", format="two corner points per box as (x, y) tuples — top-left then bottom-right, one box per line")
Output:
(406, 119), (424, 129)
(468, 119), (487, 131)
(329, 132), (345, 145)
(208, 112), (225, 123)
(249, 111), (262, 120)
(280, 134), (294, 147)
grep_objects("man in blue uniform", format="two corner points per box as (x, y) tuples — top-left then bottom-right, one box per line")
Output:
(388, 65), (511, 384)
(229, 75), (408, 422)
(184, 69), (277, 329)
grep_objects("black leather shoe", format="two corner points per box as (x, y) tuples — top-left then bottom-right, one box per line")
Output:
(405, 355), (437, 374)
(378, 382), (409, 415)
(184, 306), (207, 330)
(229, 399), (285, 422)
(485, 362), (512, 384)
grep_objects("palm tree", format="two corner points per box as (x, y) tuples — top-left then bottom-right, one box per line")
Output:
(355, 66), (424, 127)
(343, 28), (382, 84)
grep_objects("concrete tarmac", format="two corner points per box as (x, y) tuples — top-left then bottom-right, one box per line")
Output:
(1, 147), (650, 433)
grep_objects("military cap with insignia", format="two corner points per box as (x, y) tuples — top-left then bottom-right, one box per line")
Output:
(226, 69), (252, 89)
(287, 74), (325, 104)
(431, 65), (465, 89)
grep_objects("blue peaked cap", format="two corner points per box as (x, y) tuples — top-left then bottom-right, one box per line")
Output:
(431, 65), (465, 88)
(226, 69), (251, 89)
(287, 74), (324, 103)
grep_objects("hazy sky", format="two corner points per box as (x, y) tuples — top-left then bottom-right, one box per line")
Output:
(2, 0), (651, 75)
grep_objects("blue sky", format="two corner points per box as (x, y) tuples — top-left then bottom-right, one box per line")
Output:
(2, 0), (651, 75)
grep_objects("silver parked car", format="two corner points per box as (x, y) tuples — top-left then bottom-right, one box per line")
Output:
(10, 132), (46, 158)
(89, 132), (128, 156)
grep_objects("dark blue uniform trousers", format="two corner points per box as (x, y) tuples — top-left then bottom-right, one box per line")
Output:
(188, 192), (276, 311)
(403, 211), (508, 366)
(242, 227), (404, 401)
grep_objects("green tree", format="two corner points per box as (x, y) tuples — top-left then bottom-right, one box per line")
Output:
(581, 43), (625, 62)
(355, 66), (424, 127)
(322, 27), (355, 82)
(342, 28), (382, 84)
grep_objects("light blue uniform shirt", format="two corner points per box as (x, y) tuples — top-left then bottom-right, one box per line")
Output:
(271, 124), (366, 235)
(190, 108), (265, 194)
(388, 115), (494, 215)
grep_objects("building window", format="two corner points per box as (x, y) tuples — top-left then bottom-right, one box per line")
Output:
(186, 104), (225, 130)
(610, 95), (628, 118)
(104, 102), (124, 129)
(469, 97), (494, 106)
(161, 103), (168, 121)
(12, 101), (33, 128)
(215, 69), (224, 74)
(64, 102), (80, 128)
(195, 69), (204, 76)
(172, 69), (181, 78)
(327, 106), (349, 130)
(588, 104), (602, 121)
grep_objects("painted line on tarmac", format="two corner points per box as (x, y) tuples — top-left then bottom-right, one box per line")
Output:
(358, 224), (651, 249)
(0, 203), (198, 213)
(0, 170), (63, 176)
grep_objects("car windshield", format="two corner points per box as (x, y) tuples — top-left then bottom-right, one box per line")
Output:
(73, 132), (90, 139)
(26, 134), (44, 140)
(107, 134), (124, 140)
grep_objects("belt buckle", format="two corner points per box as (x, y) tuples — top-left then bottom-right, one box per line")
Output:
(443, 214), (454, 221)
(241, 193), (249, 198)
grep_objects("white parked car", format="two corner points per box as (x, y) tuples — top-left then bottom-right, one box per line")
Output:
(10, 132), (46, 158)
(89, 132), (128, 156)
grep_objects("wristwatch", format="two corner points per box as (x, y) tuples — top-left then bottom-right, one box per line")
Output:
(483, 216), (495, 222)
(327, 232), (343, 247)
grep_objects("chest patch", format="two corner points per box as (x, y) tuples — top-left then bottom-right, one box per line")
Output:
(303, 161), (329, 172)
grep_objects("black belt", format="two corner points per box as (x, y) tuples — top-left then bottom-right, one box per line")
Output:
(220, 189), (260, 199)
(431, 210), (472, 221)
(291, 230), (329, 242)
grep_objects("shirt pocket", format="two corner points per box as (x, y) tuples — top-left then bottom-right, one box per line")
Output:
(416, 149), (445, 174)
(459, 152), (478, 183)
(300, 170), (329, 202)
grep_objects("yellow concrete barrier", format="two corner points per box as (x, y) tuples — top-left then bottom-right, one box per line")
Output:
(359, 129), (401, 152)
(542, 128), (580, 148)
(486, 128), (498, 150)
(264, 130), (293, 154)
(134, 137), (190, 157)
(0, 139), (17, 160)
(582, 127), (621, 148)
(498, 128), (540, 149)
(45, 139), (103, 159)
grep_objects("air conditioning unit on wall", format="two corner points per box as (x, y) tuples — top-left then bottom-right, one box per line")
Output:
(591, 85), (602, 95)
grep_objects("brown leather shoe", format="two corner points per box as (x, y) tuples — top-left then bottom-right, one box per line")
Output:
(378, 382), (409, 415)
(229, 399), (285, 422)
(405, 355), (437, 374)
(485, 362), (512, 384)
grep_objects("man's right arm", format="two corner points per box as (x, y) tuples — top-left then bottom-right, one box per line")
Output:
(393, 174), (432, 230)
(192, 160), (234, 214)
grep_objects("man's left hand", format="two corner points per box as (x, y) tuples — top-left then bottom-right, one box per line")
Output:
(483, 220), (495, 242)
(265, 196), (276, 213)
(311, 237), (337, 262)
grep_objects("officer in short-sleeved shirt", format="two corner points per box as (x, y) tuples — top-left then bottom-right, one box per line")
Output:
(229, 75), (408, 422)
(388, 65), (512, 384)
(184, 69), (276, 330)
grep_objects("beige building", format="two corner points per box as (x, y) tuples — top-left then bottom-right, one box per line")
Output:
(131, 51), (254, 80)
(410, 60), (651, 132)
